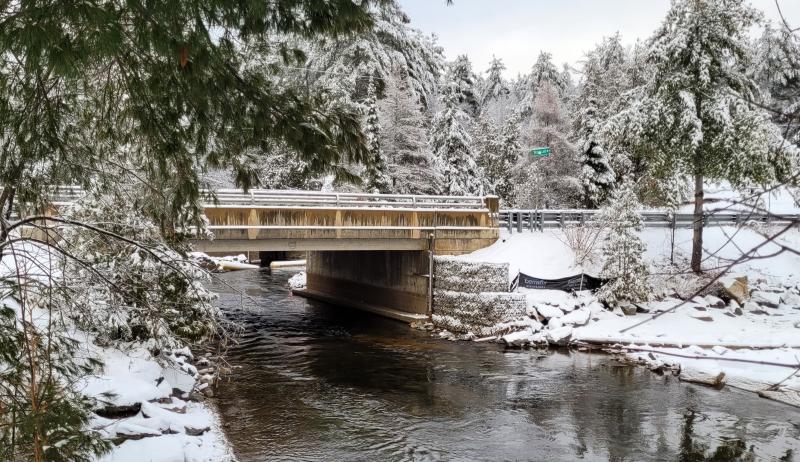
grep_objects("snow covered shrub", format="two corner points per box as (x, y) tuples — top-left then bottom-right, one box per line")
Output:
(596, 181), (651, 306)
(0, 246), (111, 461)
(556, 220), (606, 267)
(61, 192), (219, 349)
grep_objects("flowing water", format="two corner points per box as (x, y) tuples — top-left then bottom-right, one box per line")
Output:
(212, 269), (800, 462)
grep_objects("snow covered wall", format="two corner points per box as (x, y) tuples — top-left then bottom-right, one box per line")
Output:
(432, 257), (528, 336)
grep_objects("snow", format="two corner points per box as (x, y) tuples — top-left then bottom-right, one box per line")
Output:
(449, 222), (800, 406)
(288, 271), (307, 290)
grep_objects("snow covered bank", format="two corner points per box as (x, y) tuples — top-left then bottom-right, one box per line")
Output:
(1, 239), (235, 460)
(439, 227), (800, 406)
(85, 344), (234, 462)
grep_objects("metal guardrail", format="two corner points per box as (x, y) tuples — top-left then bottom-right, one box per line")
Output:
(49, 187), (498, 212)
(499, 209), (800, 232)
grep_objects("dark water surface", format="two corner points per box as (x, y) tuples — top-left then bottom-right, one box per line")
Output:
(212, 269), (800, 462)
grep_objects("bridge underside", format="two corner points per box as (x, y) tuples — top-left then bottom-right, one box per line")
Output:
(295, 250), (432, 322)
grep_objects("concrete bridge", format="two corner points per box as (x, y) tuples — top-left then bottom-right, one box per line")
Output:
(196, 190), (500, 322)
(52, 187), (500, 322)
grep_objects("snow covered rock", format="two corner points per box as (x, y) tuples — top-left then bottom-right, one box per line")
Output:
(534, 304), (564, 320)
(545, 326), (573, 346)
(501, 327), (541, 348)
(560, 308), (590, 327)
(704, 295), (725, 308)
(679, 366), (726, 388)
(751, 290), (781, 308)
(288, 271), (307, 290)
(718, 275), (749, 303)
(780, 291), (800, 308)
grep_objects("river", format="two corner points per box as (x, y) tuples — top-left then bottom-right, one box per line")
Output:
(212, 269), (800, 462)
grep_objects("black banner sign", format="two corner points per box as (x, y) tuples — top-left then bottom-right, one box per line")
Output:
(517, 272), (605, 292)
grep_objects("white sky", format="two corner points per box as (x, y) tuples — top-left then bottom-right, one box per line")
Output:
(398, 0), (800, 78)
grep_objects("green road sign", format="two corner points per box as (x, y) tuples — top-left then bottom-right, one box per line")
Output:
(530, 147), (551, 157)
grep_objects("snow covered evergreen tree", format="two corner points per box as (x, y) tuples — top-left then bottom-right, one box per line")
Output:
(516, 51), (568, 117)
(573, 34), (630, 207)
(515, 80), (581, 208)
(597, 181), (651, 307)
(305, 1), (444, 108)
(474, 115), (521, 204)
(363, 77), (391, 193)
(605, 0), (798, 273)
(444, 55), (481, 117)
(379, 67), (441, 194)
(480, 56), (511, 107)
(753, 24), (800, 147)
(432, 88), (481, 195)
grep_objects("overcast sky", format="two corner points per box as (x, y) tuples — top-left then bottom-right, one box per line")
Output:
(398, 0), (800, 78)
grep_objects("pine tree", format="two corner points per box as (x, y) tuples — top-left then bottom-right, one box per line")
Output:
(516, 51), (568, 117)
(605, 0), (797, 273)
(753, 24), (800, 147)
(573, 34), (628, 207)
(515, 80), (581, 208)
(480, 56), (511, 107)
(474, 115), (520, 204)
(597, 181), (651, 307)
(431, 87), (481, 195)
(306, 2), (445, 108)
(363, 77), (391, 193)
(0, 0), (380, 231)
(379, 67), (441, 194)
(445, 55), (481, 117)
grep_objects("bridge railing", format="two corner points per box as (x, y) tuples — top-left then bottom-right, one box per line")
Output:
(46, 187), (499, 213)
(499, 209), (800, 232)
(204, 189), (498, 212)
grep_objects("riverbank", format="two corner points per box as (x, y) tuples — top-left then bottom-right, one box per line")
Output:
(434, 227), (800, 407)
(1, 241), (235, 461)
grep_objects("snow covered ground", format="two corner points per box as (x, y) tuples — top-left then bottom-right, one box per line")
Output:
(1, 242), (235, 461)
(447, 226), (800, 407)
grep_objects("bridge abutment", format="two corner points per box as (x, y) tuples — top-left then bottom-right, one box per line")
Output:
(296, 250), (432, 322)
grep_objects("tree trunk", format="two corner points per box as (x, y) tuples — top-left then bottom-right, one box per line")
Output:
(691, 171), (704, 273)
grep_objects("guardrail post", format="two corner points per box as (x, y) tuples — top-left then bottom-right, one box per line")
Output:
(516, 211), (522, 233)
(507, 212), (512, 233)
(529, 211), (534, 232)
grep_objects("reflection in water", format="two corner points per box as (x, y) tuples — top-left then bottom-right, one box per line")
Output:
(212, 269), (800, 462)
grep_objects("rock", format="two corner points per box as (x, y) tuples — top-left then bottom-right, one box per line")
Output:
(548, 317), (563, 329)
(185, 426), (211, 436)
(711, 346), (729, 355)
(743, 301), (761, 312)
(780, 291), (800, 308)
(560, 308), (590, 327)
(545, 326), (572, 346)
(718, 275), (749, 303)
(620, 303), (637, 316)
(95, 403), (142, 419)
(751, 290), (781, 308)
(732, 307), (743, 316)
(692, 306), (707, 311)
(704, 295), (725, 308)
(202, 387), (214, 398)
(679, 366), (726, 389)
(728, 299), (740, 310)
(535, 304), (564, 319)
(794, 321), (800, 329)
(501, 329), (536, 348)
